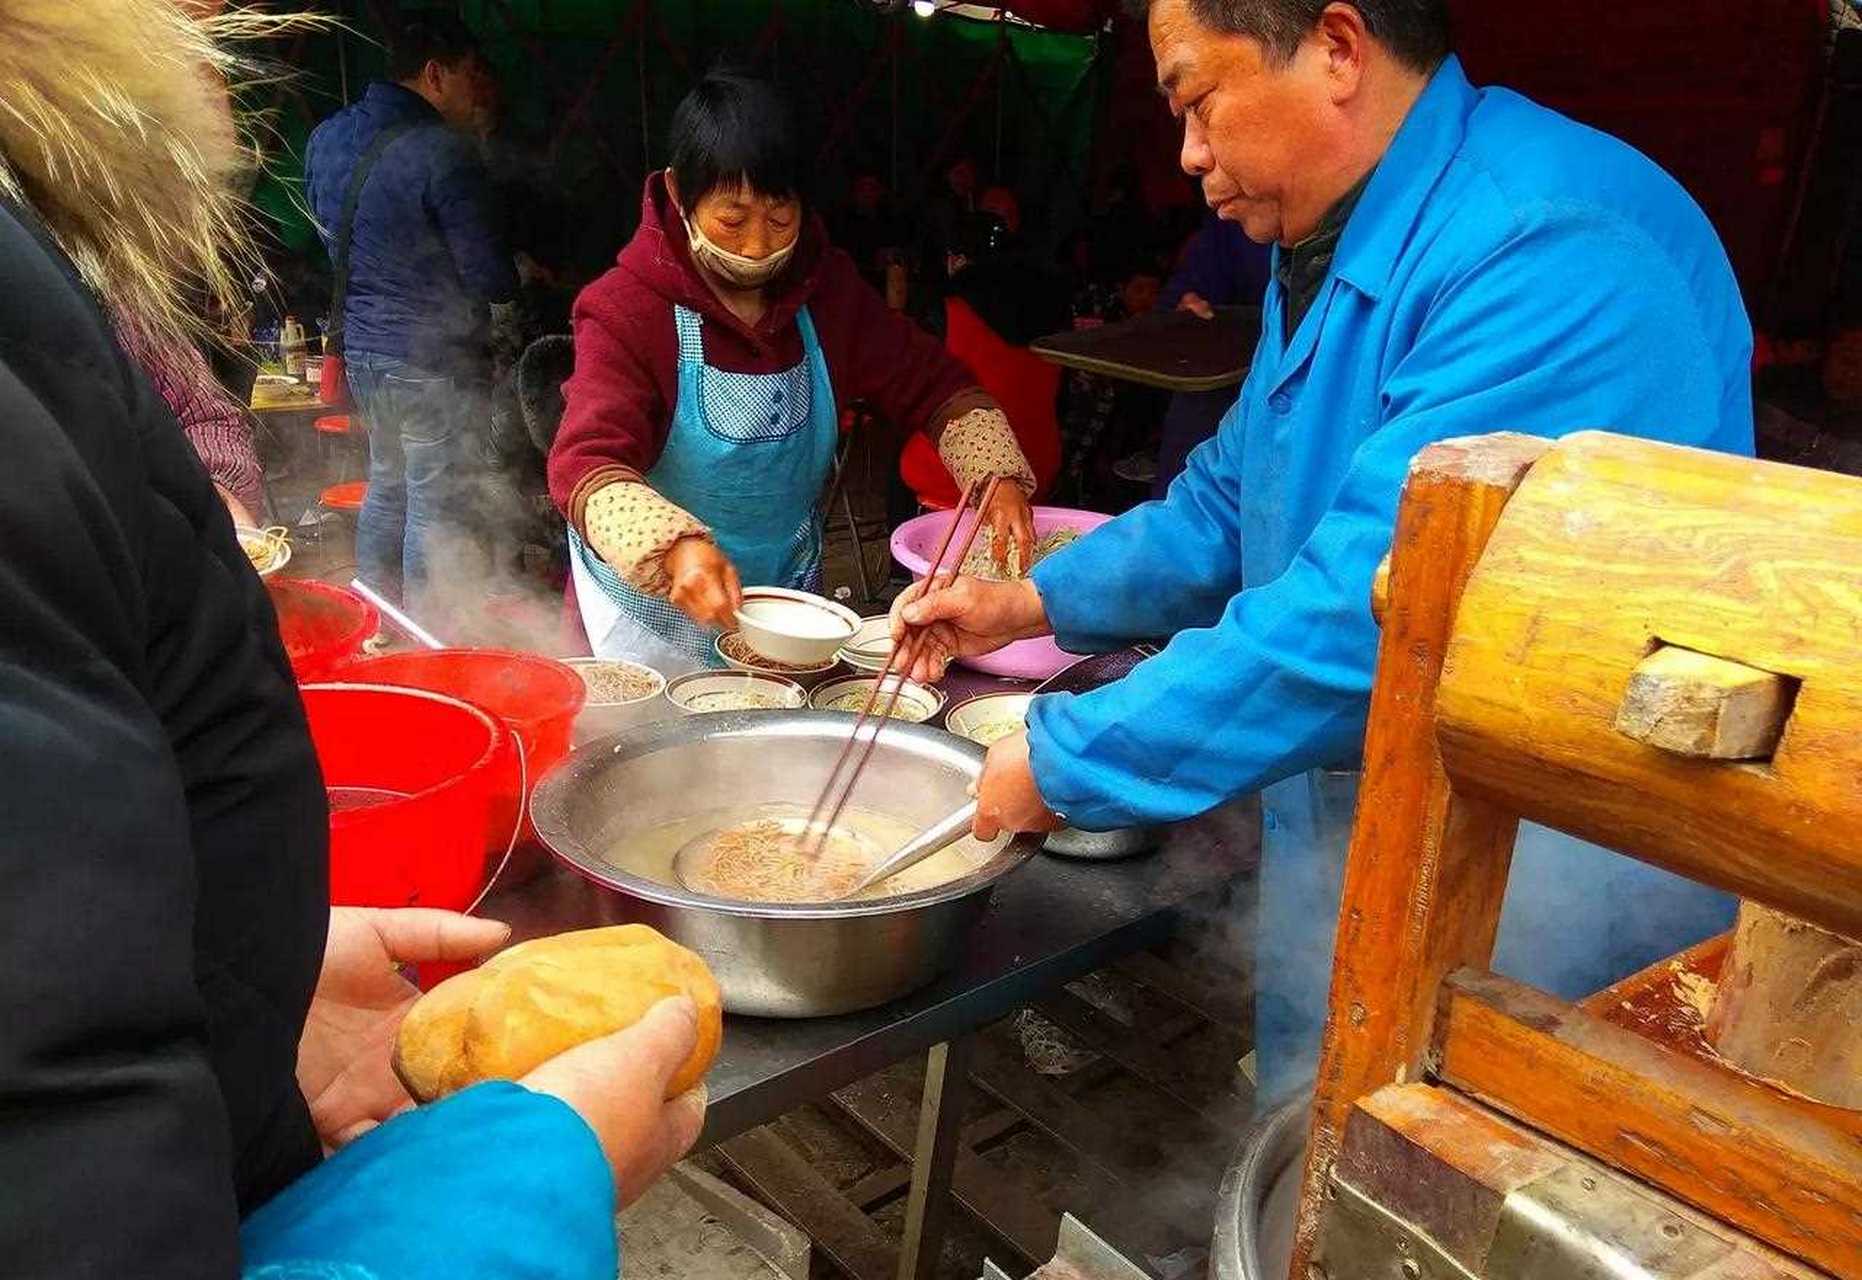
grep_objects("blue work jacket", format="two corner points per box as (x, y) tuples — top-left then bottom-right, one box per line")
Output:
(1027, 56), (1754, 831)
(305, 82), (516, 373)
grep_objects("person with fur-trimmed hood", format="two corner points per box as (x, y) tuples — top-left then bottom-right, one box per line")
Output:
(0, 3), (693, 1275)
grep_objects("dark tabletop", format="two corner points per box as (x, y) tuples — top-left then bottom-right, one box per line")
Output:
(481, 798), (1259, 1144)
(1031, 306), (1260, 393)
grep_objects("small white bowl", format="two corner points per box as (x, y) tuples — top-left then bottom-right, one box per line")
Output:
(810, 673), (946, 724)
(735, 587), (860, 667)
(944, 692), (1034, 747)
(715, 631), (840, 688)
(838, 615), (895, 674)
(665, 670), (807, 715)
(563, 657), (668, 744)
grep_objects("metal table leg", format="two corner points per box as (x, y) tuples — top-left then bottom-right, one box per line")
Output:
(897, 1035), (975, 1280)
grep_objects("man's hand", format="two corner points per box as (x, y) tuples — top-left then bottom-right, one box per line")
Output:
(523, 997), (709, 1210)
(1176, 290), (1215, 320)
(888, 575), (1049, 683)
(297, 908), (511, 1151)
(666, 536), (743, 631)
(982, 481), (1037, 574)
(973, 731), (1065, 840)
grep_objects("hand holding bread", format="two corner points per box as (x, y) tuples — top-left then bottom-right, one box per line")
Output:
(393, 924), (723, 1205)
(394, 924), (722, 1102)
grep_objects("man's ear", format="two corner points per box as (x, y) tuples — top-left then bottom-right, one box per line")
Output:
(1313, 2), (1371, 103)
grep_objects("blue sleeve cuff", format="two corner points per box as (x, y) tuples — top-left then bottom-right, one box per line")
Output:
(241, 1083), (616, 1280)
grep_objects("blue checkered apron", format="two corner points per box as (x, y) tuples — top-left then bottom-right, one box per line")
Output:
(570, 304), (839, 666)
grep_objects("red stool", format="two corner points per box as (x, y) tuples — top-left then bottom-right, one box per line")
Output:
(314, 413), (364, 487)
(320, 480), (368, 515)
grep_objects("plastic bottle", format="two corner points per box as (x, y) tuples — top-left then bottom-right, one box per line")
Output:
(281, 315), (307, 379)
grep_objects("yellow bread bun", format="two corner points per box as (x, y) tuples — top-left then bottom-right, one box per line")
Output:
(393, 924), (722, 1102)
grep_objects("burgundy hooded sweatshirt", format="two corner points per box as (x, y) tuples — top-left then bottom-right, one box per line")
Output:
(549, 172), (991, 530)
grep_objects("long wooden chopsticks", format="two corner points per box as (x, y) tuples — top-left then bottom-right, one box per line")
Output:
(796, 476), (1004, 858)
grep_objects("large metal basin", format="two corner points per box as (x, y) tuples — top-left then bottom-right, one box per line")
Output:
(1213, 1096), (1308, 1280)
(530, 710), (1041, 1017)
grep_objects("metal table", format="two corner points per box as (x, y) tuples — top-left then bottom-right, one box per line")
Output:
(481, 797), (1258, 1279)
(1031, 306), (1260, 393)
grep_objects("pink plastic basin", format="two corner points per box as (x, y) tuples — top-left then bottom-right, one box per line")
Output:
(890, 505), (1111, 680)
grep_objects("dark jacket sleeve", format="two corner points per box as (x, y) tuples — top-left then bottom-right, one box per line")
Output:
(425, 131), (517, 305)
(0, 351), (243, 1276)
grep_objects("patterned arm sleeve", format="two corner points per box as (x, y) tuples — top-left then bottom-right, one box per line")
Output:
(117, 320), (264, 518)
(582, 479), (711, 597)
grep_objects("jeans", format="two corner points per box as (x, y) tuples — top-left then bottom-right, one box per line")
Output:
(346, 353), (480, 618)
(1252, 769), (1737, 1107)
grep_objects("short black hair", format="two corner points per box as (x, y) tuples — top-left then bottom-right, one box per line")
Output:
(668, 73), (804, 208)
(387, 14), (483, 82)
(1133, 0), (1451, 73)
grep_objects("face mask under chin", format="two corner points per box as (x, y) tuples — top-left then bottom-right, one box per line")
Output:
(687, 221), (797, 289)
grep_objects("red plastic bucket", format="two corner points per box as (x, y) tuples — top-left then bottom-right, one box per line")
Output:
(301, 683), (517, 917)
(336, 650), (585, 872)
(268, 579), (379, 682)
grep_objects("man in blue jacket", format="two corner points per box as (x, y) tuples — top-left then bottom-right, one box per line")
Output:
(895, 0), (1751, 1103)
(306, 15), (517, 617)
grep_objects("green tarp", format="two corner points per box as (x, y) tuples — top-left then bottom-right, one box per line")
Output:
(251, 1), (1104, 274)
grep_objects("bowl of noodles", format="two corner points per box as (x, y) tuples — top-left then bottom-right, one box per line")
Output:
(236, 525), (292, 578)
(890, 505), (1111, 680)
(529, 710), (1042, 1017)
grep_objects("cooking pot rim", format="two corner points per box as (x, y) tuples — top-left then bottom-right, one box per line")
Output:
(531, 709), (1041, 919)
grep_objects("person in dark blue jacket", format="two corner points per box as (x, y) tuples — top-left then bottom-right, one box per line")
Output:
(1153, 210), (1272, 495)
(305, 15), (517, 619)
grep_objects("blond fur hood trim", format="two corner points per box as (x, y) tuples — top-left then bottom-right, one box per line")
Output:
(0, 0), (318, 348)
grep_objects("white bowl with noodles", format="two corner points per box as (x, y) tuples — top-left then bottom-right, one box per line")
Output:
(665, 670), (807, 715)
(838, 615), (895, 674)
(716, 630), (840, 688)
(944, 692), (1033, 748)
(735, 587), (860, 667)
(810, 673), (946, 724)
(235, 525), (292, 578)
(563, 657), (669, 745)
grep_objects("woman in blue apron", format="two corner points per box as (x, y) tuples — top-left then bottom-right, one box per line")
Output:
(550, 72), (1038, 668)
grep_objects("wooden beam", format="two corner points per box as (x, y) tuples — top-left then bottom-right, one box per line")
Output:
(1705, 903), (1862, 1110)
(1291, 432), (1550, 1280)
(717, 1127), (896, 1280)
(838, 1108), (1024, 1211)
(1032, 989), (1251, 1120)
(1434, 431), (1862, 939)
(1431, 968), (1862, 1276)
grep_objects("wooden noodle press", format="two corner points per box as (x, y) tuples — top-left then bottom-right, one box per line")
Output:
(1288, 431), (1862, 1279)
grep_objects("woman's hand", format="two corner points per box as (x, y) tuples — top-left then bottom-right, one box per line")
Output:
(973, 731), (1065, 841)
(296, 908), (511, 1151)
(523, 997), (709, 1210)
(665, 536), (743, 631)
(983, 482), (1038, 574)
(888, 575), (1050, 683)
